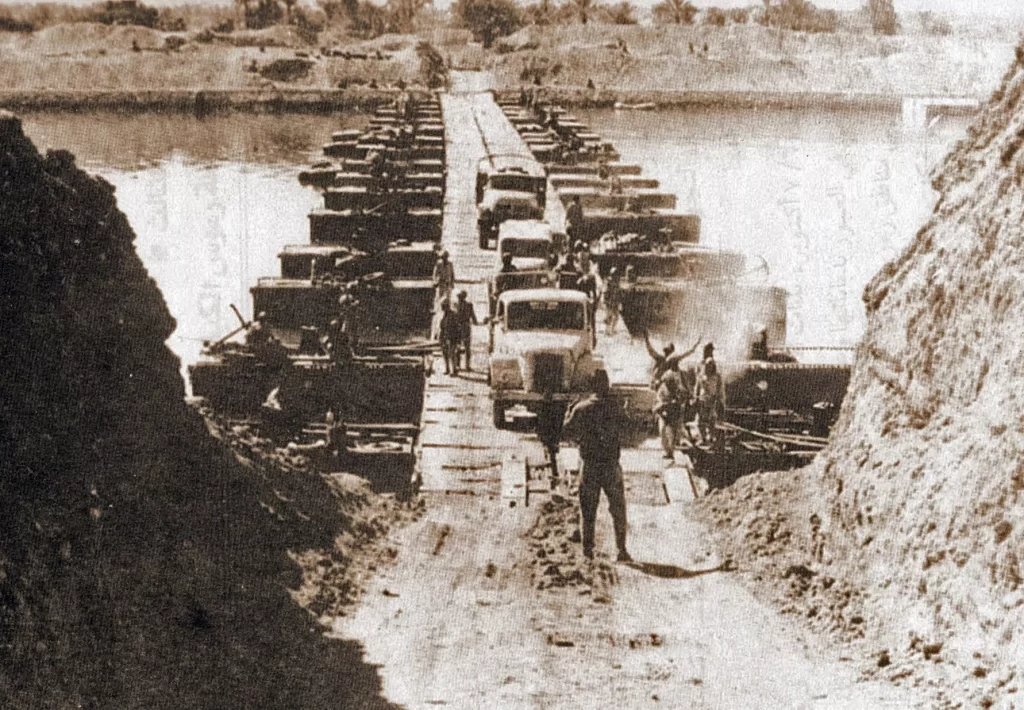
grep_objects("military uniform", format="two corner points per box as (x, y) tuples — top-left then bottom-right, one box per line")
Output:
(563, 393), (629, 560)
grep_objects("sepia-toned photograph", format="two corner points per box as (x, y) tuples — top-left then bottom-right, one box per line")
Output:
(1, 0), (1022, 706)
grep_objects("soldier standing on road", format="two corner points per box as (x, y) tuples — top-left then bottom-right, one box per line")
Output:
(562, 371), (631, 562)
(654, 369), (689, 460)
(696, 355), (726, 445)
(575, 270), (598, 305)
(602, 267), (622, 335)
(535, 390), (566, 480)
(576, 241), (592, 273)
(432, 250), (455, 338)
(454, 290), (478, 372)
(438, 301), (460, 376)
(566, 195), (584, 244)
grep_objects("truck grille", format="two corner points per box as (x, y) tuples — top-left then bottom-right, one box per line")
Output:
(530, 353), (564, 393)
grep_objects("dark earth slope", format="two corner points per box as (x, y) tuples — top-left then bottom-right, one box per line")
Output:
(0, 111), (394, 709)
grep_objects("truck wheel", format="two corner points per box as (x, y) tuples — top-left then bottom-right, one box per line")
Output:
(492, 401), (506, 429)
(478, 228), (489, 250)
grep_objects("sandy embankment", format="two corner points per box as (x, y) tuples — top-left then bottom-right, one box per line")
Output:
(700, 42), (1024, 710)
(481, 24), (1014, 108)
(0, 21), (1015, 113)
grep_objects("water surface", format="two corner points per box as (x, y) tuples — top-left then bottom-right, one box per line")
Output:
(23, 112), (366, 371)
(21, 106), (969, 373)
(580, 105), (969, 348)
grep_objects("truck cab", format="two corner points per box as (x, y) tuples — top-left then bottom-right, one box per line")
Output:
(488, 288), (603, 428)
(476, 155), (547, 250)
(487, 220), (557, 317)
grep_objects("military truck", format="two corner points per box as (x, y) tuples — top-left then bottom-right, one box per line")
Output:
(488, 289), (602, 428)
(486, 219), (559, 317)
(475, 155), (547, 250)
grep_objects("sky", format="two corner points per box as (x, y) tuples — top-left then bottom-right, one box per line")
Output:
(4, 0), (1024, 18)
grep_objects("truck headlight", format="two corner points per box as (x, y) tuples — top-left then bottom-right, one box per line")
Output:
(491, 359), (522, 389)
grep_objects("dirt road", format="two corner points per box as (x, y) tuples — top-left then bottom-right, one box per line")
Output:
(332, 78), (925, 709)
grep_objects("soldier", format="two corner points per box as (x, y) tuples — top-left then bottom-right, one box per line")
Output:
(535, 390), (566, 479)
(321, 318), (353, 365)
(337, 286), (361, 353)
(557, 250), (578, 288)
(395, 89), (410, 120)
(749, 326), (770, 361)
(433, 249), (455, 310)
(702, 341), (715, 364)
(566, 194), (584, 244)
(645, 331), (701, 388)
(696, 357), (726, 445)
(623, 264), (637, 285)
(454, 290), (478, 372)
(576, 243), (592, 276)
(245, 312), (270, 349)
(500, 252), (518, 273)
(367, 148), (386, 182)
(654, 369), (689, 460)
(246, 312), (289, 370)
(438, 301), (460, 376)
(602, 267), (622, 335)
(562, 371), (631, 562)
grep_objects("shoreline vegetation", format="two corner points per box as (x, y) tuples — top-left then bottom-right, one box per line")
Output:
(0, 86), (986, 116)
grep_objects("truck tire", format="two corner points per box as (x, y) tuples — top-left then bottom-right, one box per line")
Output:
(478, 226), (489, 250)
(492, 401), (506, 429)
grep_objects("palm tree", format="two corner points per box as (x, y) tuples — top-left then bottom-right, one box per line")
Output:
(388, 0), (431, 32)
(234, 0), (252, 28)
(652, 0), (696, 25)
(570, 0), (593, 25)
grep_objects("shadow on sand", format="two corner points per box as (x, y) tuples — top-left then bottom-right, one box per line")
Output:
(626, 560), (732, 579)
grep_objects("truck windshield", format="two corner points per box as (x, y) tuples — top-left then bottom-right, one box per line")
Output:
(500, 238), (550, 260)
(490, 174), (543, 193)
(507, 301), (585, 331)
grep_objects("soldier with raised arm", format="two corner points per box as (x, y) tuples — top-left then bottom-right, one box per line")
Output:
(644, 331), (701, 388)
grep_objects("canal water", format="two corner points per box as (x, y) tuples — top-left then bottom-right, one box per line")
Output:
(578, 105), (969, 351)
(21, 106), (968, 373)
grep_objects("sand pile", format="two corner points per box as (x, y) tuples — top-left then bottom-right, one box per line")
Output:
(702, 45), (1024, 706)
(0, 111), (396, 709)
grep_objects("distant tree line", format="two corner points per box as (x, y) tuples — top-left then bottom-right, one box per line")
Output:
(0, 0), (939, 45)
(454, 0), (915, 50)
